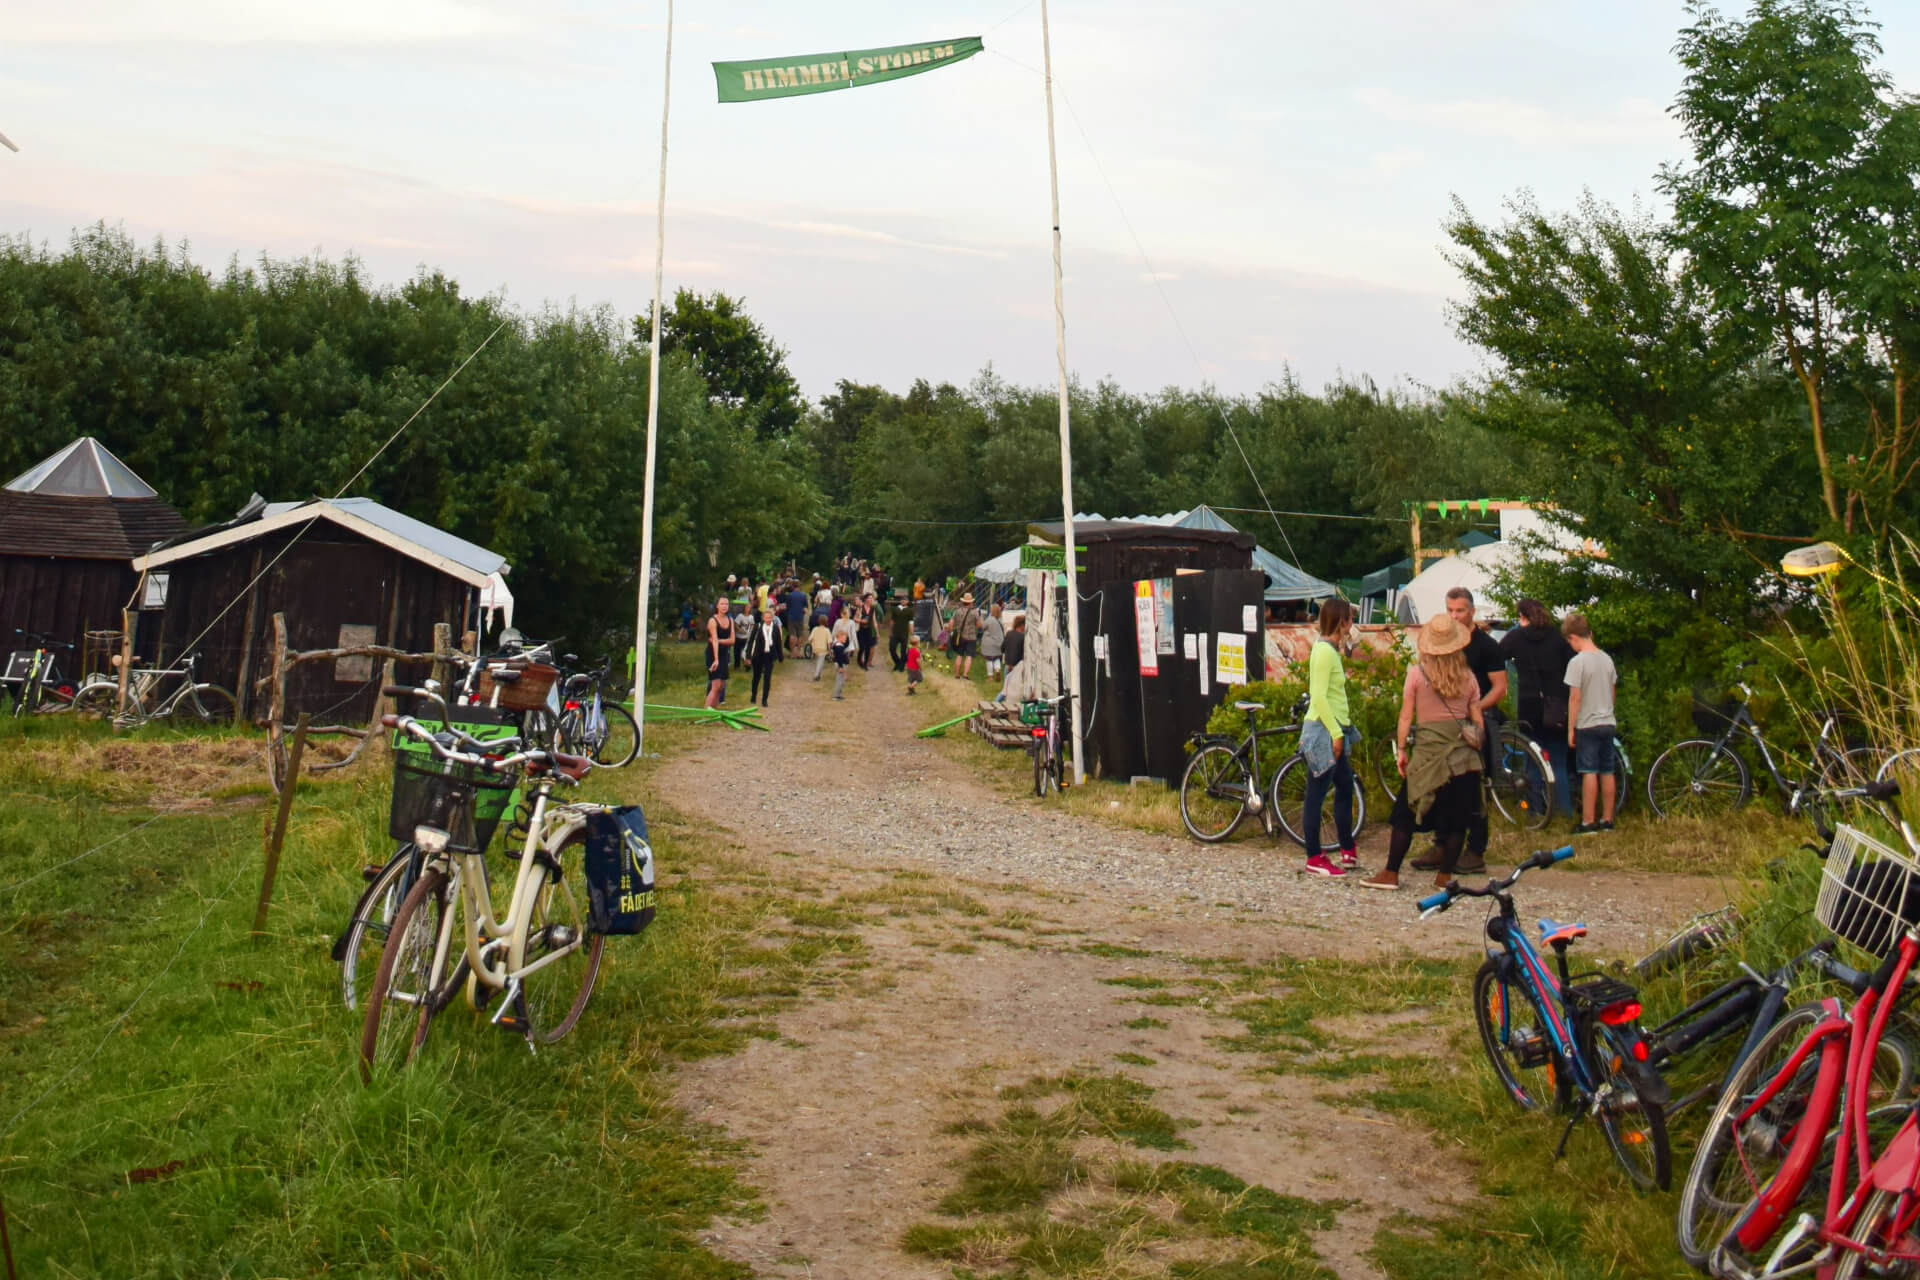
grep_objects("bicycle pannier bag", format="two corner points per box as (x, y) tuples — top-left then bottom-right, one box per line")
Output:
(583, 806), (657, 936)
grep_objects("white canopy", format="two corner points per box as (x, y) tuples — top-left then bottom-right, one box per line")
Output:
(972, 544), (1024, 583)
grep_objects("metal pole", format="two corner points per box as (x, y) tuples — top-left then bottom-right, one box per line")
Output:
(631, 0), (675, 740)
(1038, 0), (1085, 785)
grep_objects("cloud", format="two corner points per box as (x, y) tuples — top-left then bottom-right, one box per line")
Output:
(8, 0), (526, 45)
(755, 218), (1007, 260)
(1353, 86), (1674, 148)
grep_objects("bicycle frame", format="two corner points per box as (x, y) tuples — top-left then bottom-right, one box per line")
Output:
(1487, 908), (1605, 1100)
(1713, 694), (1847, 816)
(1721, 931), (1920, 1273)
(416, 780), (594, 1010)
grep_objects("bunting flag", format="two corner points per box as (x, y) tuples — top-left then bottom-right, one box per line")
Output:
(715, 36), (984, 103)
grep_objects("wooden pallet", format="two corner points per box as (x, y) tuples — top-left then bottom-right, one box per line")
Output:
(971, 701), (1032, 751)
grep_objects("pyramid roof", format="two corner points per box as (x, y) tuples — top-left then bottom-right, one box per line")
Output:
(0, 438), (185, 561)
(6, 437), (158, 498)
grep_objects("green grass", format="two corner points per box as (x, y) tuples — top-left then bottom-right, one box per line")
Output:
(907, 1073), (1339, 1279)
(0, 643), (859, 1277)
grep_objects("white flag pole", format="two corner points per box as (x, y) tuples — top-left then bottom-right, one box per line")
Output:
(631, 0), (675, 735)
(1038, 0), (1085, 786)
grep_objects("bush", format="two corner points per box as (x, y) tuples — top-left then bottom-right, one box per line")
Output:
(1200, 636), (1411, 790)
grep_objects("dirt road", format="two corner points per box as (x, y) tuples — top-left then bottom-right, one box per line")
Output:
(655, 657), (1725, 1278)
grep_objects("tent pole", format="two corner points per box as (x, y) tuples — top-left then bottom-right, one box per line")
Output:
(632, 0), (675, 734)
(1038, 0), (1085, 786)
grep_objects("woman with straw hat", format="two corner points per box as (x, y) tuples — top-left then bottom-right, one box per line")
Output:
(1360, 612), (1486, 891)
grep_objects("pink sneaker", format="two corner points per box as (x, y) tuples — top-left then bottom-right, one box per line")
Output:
(1304, 853), (1346, 878)
(1338, 847), (1359, 869)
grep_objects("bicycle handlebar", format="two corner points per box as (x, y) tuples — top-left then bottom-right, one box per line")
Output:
(381, 713), (588, 780)
(1418, 845), (1576, 917)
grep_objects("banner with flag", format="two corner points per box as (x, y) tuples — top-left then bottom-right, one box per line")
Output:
(715, 36), (983, 103)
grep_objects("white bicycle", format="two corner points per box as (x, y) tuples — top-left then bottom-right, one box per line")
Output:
(359, 687), (607, 1079)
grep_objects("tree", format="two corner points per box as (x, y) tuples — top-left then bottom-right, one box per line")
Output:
(1444, 194), (1810, 620)
(634, 289), (804, 439)
(1661, 0), (1920, 533)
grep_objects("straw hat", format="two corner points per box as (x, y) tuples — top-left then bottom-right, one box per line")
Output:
(1417, 613), (1469, 657)
(960, 592), (975, 604)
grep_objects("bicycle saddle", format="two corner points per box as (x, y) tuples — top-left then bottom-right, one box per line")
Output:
(1537, 918), (1588, 945)
(1233, 700), (1263, 712)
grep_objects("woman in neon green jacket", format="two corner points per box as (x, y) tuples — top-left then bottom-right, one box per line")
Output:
(1298, 598), (1358, 875)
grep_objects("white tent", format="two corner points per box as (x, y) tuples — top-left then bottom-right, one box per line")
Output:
(972, 545), (1024, 584)
(1398, 508), (1594, 622)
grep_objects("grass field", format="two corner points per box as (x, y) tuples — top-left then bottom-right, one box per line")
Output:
(0, 645), (847, 1277)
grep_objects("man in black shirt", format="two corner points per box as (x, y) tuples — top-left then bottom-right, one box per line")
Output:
(1416, 587), (1507, 874)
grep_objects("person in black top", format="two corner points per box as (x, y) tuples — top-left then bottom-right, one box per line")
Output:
(1498, 597), (1576, 815)
(704, 597), (734, 710)
(1415, 587), (1507, 874)
(888, 592), (914, 671)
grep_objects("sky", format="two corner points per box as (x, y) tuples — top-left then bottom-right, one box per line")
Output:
(4, 1), (1919, 402)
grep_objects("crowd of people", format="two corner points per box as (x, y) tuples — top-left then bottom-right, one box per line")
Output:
(1298, 587), (1619, 889)
(680, 556), (1030, 712)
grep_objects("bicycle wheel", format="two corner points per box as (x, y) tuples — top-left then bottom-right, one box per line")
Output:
(1646, 740), (1751, 819)
(1270, 754), (1367, 851)
(1488, 727), (1553, 830)
(1612, 747), (1634, 818)
(1675, 1002), (1826, 1267)
(69, 681), (118, 719)
(1833, 1185), (1920, 1280)
(1178, 744), (1250, 841)
(1816, 746), (1892, 827)
(1581, 1019), (1671, 1191)
(1472, 957), (1570, 1112)
(359, 868), (451, 1081)
(516, 827), (605, 1044)
(338, 848), (414, 1012)
(1632, 905), (1741, 980)
(591, 703), (639, 768)
(169, 683), (236, 727)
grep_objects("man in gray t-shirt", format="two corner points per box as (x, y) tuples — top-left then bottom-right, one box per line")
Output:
(1562, 613), (1617, 832)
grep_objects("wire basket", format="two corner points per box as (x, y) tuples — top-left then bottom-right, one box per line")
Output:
(1692, 691), (1740, 735)
(1816, 824), (1920, 959)
(388, 746), (520, 854)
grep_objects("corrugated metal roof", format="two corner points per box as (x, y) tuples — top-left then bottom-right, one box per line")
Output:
(261, 498), (507, 580)
(6, 438), (158, 498)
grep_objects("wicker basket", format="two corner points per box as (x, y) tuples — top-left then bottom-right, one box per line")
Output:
(1816, 824), (1920, 959)
(477, 661), (560, 711)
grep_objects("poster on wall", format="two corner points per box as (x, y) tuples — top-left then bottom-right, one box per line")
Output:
(1216, 632), (1248, 685)
(1133, 581), (1158, 676)
(1154, 579), (1175, 654)
(1198, 633), (1209, 696)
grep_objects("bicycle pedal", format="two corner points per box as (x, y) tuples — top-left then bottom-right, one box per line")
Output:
(360, 864), (385, 883)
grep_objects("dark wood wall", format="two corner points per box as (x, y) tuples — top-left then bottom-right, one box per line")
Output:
(0, 554), (135, 660)
(135, 525), (476, 724)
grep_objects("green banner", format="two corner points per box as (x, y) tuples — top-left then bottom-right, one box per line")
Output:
(715, 36), (983, 103)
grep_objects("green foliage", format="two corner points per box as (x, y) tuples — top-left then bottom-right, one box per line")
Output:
(0, 228), (822, 647)
(1201, 640), (1409, 786)
(635, 288), (805, 439)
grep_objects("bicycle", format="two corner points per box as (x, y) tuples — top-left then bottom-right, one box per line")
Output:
(1025, 694), (1071, 797)
(1179, 697), (1371, 849)
(360, 690), (607, 1078)
(555, 657), (639, 768)
(333, 689), (525, 1012)
(1420, 846), (1675, 1189)
(1372, 717), (1562, 831)
(1672, 778), (1920, 1274)
(1645, 665), (1882, 821)
(4, 630), (77, 717)
(69, 652), (235, 726)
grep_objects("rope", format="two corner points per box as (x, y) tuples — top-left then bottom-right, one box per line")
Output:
(0, 813), (169, 896)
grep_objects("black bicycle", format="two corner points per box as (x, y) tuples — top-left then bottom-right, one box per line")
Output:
(1645, 664), (1883, 821)
(4, 630), (76, 717)
(1180, 696), (1370, 848)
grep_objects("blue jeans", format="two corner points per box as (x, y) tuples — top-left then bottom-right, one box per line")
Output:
(1523, 724), (1574, 818)
(1301, 750), (1355, 854)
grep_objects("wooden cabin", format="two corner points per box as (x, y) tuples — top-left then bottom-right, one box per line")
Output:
(131, 498), (510, 724)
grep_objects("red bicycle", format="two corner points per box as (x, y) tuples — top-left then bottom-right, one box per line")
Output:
(1675, 780), (1920, 1276)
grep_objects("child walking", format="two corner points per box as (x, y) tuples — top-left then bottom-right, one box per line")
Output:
(905, 636), (923, 695)
(808, 618), (832, 682)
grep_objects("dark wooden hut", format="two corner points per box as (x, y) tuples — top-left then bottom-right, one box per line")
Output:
(0, 438), (187, 656)
(131, 498), (510, 724)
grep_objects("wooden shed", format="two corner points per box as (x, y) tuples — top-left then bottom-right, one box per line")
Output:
(0, 438), (187, 655)
(131, 498), (510, 724)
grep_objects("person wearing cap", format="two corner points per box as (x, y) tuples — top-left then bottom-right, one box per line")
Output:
(1359, 612), (1486, 891)
(951, 592), (985, 679)
(887, 590), (914, 671)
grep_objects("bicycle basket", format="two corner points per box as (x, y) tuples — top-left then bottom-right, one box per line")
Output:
(477, 661), (560, 712)
(1816, 825), (1920, 959)
(1692, 687), (1740, 735)
(388, 746), (520, 854)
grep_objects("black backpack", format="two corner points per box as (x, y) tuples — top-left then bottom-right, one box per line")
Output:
(582, 806), (657, 936)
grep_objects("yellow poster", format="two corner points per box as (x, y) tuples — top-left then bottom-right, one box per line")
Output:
(1216, 632), (1247, 685)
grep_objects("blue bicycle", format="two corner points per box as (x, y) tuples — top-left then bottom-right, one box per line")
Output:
(1420, 847), (1674, 1189)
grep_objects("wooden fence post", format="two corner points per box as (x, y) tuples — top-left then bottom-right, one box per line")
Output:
(254, 713), (309, 938)
(431, 622), (452, 691)
(267, 613), (289, 793)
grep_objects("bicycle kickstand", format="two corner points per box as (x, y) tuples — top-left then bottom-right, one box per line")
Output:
(1552, 1110), (1580, 1163)
(489, 978), (537, 1054)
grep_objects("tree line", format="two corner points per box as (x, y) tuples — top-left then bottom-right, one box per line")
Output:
(2, 0), (1914, 695)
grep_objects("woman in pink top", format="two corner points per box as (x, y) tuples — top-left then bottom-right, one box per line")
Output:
(1360, 614), (1485, 891)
